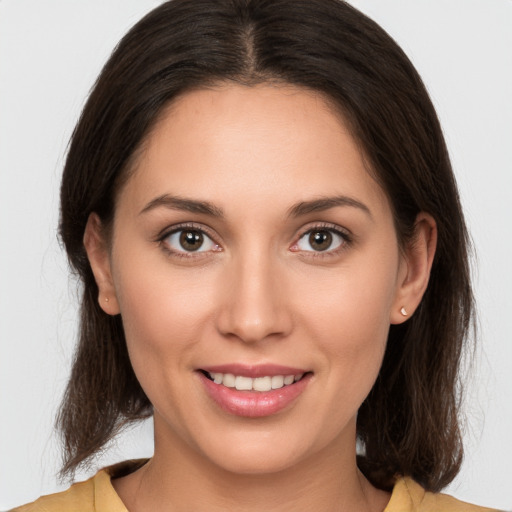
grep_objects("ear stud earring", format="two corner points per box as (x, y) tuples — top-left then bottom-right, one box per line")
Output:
(105, 297), (110, 303)
(400, 307), (408, 317)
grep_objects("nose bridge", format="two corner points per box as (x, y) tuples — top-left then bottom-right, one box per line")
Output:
(217, 246), (291, 343)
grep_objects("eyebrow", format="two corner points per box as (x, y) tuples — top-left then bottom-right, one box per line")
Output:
(139, 193), (372, 220)
(139, 194), (224, 218)
(288, 195), (373, 219)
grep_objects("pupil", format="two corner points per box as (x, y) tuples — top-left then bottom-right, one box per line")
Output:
(180, 230), (203, 251)
(309, 230), (332, 251)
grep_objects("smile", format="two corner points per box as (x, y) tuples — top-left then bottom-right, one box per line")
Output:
(198, 366), (312, 418)
(203, 371), (305, 392)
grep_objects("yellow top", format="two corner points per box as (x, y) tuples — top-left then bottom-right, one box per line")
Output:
(12, 461), (500, 512)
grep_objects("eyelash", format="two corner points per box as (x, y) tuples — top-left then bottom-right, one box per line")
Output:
(293, 222), (353, 258)
(157, 222), (221, 259)
(156, 222), (353, 260)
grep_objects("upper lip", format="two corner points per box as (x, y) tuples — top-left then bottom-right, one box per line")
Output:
(199, 363), (309, 378)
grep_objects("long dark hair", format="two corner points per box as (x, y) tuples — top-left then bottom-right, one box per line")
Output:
(58, 0), (473, 492)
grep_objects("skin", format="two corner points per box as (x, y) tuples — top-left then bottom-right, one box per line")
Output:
(85, 84), (437, 511)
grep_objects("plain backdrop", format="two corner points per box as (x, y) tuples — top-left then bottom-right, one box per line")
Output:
(1, 0), (511, 510)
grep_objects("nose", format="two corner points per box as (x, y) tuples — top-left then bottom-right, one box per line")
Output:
(216, 251), (293, 344)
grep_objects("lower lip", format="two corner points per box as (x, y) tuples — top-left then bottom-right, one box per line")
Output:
(199, 372), (312, 418)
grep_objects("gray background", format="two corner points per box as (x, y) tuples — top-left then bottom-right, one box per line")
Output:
(1, 0), (511, 509)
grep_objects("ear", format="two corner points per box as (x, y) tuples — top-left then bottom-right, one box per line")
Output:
(390, 212), (437, 324)
(83, 213), (120, 315)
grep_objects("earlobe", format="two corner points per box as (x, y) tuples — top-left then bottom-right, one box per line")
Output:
(390, 212), (437, 325)
(83, 213), (120, 315)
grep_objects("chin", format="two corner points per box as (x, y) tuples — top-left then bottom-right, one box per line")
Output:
(190, 420), (342, 477)
(207, 445), (305, 476)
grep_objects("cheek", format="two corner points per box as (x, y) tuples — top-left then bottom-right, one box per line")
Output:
(294, 253), (398, 391)
(111, 251), (218, 381)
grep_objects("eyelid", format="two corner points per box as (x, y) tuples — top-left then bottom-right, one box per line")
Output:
(290, 222), (353, 254)
(156, 222), (217, 241)
(155, 221), (352, 257)
(157, 222), (222, 255)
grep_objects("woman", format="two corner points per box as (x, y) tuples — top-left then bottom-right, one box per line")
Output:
(10, 0), (503, 510)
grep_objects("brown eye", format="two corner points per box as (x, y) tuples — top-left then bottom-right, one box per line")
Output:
(294, 228), (347, 253)
(308, 230), (333, 251)
(179, 230), (204, 251)
(164, 228), (218, 254)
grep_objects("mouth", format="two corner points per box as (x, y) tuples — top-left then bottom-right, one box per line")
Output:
(197, 365), (313, 418)
(199, 370), (308, 392)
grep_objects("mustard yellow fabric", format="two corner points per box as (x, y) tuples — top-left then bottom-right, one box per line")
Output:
(12, 462), (501, 512)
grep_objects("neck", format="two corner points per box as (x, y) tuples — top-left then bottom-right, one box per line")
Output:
(113, 419), (390, 512)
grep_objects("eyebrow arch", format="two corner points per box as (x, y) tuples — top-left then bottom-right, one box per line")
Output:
(139, 194), (224, 218)
(288, 195), (373, 219)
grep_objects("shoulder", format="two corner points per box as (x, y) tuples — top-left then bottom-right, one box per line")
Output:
(10, 475), (97, 512)
(9, 460), (144, 512)
(386, 477), (503, 512)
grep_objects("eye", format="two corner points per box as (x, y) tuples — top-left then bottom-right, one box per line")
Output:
(295, 228), (347, 252)
(163, 228), (219, 253)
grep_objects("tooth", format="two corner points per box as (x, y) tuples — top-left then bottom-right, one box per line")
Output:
(271, 375), (284, 389)
(235, 376), (253, 390)
(223, 373), (236, 387)
(253, 376), (272, 391)
(284, 375), (294, 385)
(213, 373), (303, 391)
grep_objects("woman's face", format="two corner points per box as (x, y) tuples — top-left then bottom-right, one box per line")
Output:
(91, 84), (413, 474)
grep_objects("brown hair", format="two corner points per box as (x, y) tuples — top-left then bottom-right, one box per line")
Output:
(58, 0), (473, 492)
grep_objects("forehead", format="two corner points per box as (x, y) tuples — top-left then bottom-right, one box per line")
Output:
(118, 83), (390, 219)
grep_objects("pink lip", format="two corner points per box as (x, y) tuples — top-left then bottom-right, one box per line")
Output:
(200, 363), (308, 378)
(198, 368), (312, 418)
